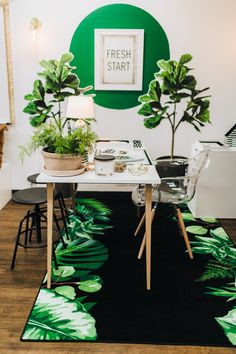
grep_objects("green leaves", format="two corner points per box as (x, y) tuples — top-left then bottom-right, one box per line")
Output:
(21, 52), (97, 158)
(197, 259), (236, 282)
(56, 238), (109, 271)
(22, 197), (112, 341)
(60, 52), (74, 63)
(186, 225), (208, 235)
(54, 285), (76, 300)
(179, 53), (192, 65)
(79, 275), (102, 293)
(216, 307), (236, 345)
(22, 289), (97, 341)
(181, 213), (196, 222)
(183, 207), (236, 345)
(137, 53), (211, 157)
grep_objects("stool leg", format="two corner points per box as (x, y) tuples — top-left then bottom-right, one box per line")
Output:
(57, 193), (70, 240)
(11, 215), (27, 269)
(34, 204), (42, 243)
(53, 212), (67, 249)
(53, 245), (59, 270)
(24, 211), (31, 246)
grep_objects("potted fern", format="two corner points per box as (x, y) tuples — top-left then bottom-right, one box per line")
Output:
(138, 53), (211, 159)
(21, 52), (98, 175)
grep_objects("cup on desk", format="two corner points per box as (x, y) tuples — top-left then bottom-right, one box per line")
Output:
(94, 154), (116, 176)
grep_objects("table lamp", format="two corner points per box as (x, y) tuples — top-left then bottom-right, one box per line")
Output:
(66, 95), (95, 129)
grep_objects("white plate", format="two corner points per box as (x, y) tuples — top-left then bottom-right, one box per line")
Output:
(42, 166), (85, 177)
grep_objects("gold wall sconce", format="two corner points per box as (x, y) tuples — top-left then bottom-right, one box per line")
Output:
(30, 17), (42, 43)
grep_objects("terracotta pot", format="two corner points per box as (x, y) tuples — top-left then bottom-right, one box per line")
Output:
(42, 149), (83, 171)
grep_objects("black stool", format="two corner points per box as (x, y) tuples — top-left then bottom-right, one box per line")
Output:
(10, 187), (66, 269)
(27, 173), (70, 239)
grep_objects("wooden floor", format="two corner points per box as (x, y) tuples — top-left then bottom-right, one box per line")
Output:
(0, 200), (236, 354)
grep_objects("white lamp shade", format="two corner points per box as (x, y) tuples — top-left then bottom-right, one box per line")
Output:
(66, 95), (95, 119)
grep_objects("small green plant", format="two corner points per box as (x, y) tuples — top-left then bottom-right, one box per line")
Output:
(138, 53), (211, 158)
(20, 52), (97, 160)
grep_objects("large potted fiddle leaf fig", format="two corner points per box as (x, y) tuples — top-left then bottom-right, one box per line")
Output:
(138, 53), (211, 159)
(20, 52), (98, 175)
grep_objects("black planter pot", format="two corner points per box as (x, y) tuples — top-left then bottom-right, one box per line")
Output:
(155, 156), (188, 178)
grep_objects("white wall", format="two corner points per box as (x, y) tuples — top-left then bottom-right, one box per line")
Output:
(3, 0), (236, 189)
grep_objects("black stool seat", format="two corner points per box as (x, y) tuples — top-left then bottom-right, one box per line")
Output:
(26, 173), (72, 242)
(27, 173), (73, 199)
(27, 173), (43, 185)
(12, 187), (47, 205)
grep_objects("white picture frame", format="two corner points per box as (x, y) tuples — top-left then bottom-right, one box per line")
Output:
(94, 29), (144, 91)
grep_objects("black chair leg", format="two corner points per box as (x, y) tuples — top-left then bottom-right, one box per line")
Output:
(11, 215), (27, 270)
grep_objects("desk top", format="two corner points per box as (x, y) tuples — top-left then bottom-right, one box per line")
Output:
(37, 140), (160, 185)
(37, 164), (160, 184)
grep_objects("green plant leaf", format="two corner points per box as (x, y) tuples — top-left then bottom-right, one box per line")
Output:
(197, 259), (235, 282)
(56, 238), (109, 271)
(53, 265), (76, 278)
(148, 80), (161, 102)
(182, 75), (197, 90)
(200, 217), (218, 223)
(157, 59), (174, 73)
(33, 79), (45, 100)
(78, 275), (102, 293)
(216, 307), (236, 345)
(206, 285), (236, 300)
(210, 227), (233, 244)
(181, 213), (196, 222)
(54, 286), (76, 300)
(186, 225), (208, 235)
(60, 52), (74, 63)
(138, 94), (151, 103)
(144, 114), (163, 129)
(179, 53), (192, 65)
(22, 288), (97, 341)
(138, 103), (153, 117)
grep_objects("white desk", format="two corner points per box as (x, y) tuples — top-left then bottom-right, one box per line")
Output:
(37, 163), (160, 290)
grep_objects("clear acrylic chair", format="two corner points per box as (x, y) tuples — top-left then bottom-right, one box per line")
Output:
(131, 149), (211, 260)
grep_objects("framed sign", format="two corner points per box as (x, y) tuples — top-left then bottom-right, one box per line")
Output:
(94, 29), (144, 91)
(0, 0), (15, 123)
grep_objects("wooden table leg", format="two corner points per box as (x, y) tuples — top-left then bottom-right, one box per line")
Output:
(145, 184), (152, 290)
(47, 182), (54, 289)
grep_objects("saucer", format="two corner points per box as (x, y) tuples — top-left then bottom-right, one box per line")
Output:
(128, 164), (148, 176)
(42, 166), (85, 177)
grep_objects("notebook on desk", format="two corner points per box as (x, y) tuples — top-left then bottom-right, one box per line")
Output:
(95, 140), (151, 164)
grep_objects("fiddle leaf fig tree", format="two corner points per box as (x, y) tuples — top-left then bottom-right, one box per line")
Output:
(138, 53), (211, 158)
(21, 52), (97, 159)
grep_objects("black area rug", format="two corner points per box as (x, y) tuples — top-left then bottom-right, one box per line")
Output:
(21, 192), (236, 346)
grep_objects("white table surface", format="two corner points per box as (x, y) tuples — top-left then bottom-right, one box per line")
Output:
(36, 165), (160, 185)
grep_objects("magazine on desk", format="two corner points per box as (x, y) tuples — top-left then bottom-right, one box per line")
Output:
(95, 140), (151, 165)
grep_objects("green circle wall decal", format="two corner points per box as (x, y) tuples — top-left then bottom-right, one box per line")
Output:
(70, 4), (170, 109)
